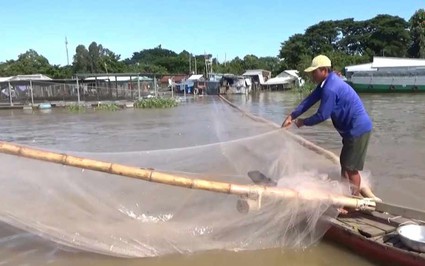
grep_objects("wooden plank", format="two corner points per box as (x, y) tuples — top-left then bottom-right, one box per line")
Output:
(338, 217), (386, 237)
(336, 217), (362, 228)
(355, 216), (396, 233)
(337, 216), (394, 236)
(375, 202), (425, 221)
(358, 224), (386, 238)
(365, 211), (412, 226)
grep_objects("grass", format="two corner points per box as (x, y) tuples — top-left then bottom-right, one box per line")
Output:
(66, 104), (85, 112)
(95, 103), (120, 111)
(134, 97), (178, 109)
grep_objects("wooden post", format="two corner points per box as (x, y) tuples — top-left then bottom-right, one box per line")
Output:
(30, 80), (34, 106)
(8, 82), (13, 107)
(76, 77), (80, 104)
(137, 75), (141, 99)
(154, 75), (157, 97)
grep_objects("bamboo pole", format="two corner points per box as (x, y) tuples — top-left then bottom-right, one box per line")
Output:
(0, 141), (375, 210)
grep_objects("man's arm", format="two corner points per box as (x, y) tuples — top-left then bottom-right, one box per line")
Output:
(303, 89), (336, 126)
(290, 86), (321, 119)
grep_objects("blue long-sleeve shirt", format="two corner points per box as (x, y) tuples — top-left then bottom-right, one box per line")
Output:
(291, 72), (372, 138)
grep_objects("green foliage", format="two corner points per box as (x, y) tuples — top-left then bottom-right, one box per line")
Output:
(279, 14), (413, 74)
(95, 103), (120, 111)
(73, 42), (124, 74)
(279, 34), (311, 70)
(365, 15), (410, 57)
(408, 9), (425, 58)
(134, 97), (178, 109)
(0, 50), (52, 76)
(66, 104), (85, 112)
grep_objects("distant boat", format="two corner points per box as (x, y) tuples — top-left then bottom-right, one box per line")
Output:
(38, 103), (52, 109)
(346, 57), (425, 93)
(348, 70), (424, 93)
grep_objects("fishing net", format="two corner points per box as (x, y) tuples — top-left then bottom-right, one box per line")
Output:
(0, 96), (351, 258)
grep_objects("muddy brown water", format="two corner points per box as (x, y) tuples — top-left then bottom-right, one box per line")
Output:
(1, 92), (423, 265)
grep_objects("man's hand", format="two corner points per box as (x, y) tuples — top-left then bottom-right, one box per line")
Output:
(294, 118), (305, 128)
(281, 115), (293, 128)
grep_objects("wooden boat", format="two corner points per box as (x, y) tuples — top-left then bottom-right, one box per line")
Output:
(247, 170), (425, 266)
(325, 202), (425, 266)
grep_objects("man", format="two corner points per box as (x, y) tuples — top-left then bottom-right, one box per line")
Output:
(281, 55), (372, 197)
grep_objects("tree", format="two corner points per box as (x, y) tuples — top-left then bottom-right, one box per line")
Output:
(73, 45), (90, 73)
(279, 34), (311, 69)
(408, 9), (425, 58)
(304, 20), (338, 54)
(364, 15), (410, 57)
(336, 19), (369, 55)
(14, 50), (52, 74)
(88, 42), (102, 73)
(73, 42), (124, 74)
(47, 65), (73, 79)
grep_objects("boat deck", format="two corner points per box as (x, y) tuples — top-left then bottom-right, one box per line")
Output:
(326, 208), (425, 266)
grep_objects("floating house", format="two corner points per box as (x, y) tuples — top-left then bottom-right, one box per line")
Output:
(263, 70), (304, 90)
(242, 69), (271, 91)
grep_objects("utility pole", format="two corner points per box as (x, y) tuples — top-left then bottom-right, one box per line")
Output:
(65, 37), (69, 65)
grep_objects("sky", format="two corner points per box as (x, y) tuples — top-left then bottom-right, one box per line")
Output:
(0, 0), (423, 66)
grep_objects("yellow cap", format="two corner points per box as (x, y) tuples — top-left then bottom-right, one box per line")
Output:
(304, 55), (332, 72)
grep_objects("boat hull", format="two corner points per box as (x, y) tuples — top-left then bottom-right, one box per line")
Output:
(325, 212), (425, 266)
(348, 82), (425, 93)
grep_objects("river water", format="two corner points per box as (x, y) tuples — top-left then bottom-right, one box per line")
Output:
(0, 91), (424, 265)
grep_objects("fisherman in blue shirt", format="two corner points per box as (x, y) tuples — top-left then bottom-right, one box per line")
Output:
(282, 55), (373, 197)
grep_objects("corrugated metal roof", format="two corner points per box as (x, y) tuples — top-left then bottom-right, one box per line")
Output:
(264, 76), (294, 85)
(84, 76), (143, 81)
(372, 57), (425, 68)
(276, 70), (300, 78)
(187, 74), (204, 80)
(242, 69), (271, 76)
(0, 74), (52, 82)
(284, 70), (300, 77)
(345, 63), (375, 72)
(0, 76), (12, 82)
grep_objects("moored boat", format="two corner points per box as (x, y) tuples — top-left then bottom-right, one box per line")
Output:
(347, 69), (425, 93)
(345, 57), (425, 93)
(38, 102), (52, 109)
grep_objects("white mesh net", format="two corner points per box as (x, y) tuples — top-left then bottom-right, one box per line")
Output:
(0, 96), (350, 258)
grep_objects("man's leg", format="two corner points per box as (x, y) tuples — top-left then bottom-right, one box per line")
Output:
(341, 168), (361, 196)
(340, 132), (371, 196)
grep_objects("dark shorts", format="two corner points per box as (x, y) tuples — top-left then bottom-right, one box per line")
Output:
(340, 131), (371, 171)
